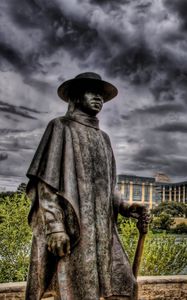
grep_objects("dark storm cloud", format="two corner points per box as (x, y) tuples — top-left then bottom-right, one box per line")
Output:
(128, 103), (185, 116)
(0, 1), (147, 74)
(126, 135), (183, 175)
(2, 0), (187, 106)
(164, 0), (187, 29)
(90, 0), (125, 4)
(154, 122), (187, 133)
(126, 155), (187, 178)
(18, 105), (45, 114)
(126, 137), (138, 144)
(134, 147), (159, 159)
(3, 138), (35, 151)
(0, 128), (27, 135)
(167, 160), (187, 177)
(1, 0), (187, 184)
(0, 100), (40, 119)
(23, 78), (53, 94)
(0, 153), (8, 161)
(2, 0), (98, 71)
(0, 42), (26, 71)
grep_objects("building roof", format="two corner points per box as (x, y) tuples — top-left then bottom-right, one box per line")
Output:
(118, 174), (187, 187)
(117, 174), (155, 183)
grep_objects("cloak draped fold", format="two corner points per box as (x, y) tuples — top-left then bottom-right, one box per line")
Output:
(25, 115), (137, 300)
(27, 118), (80, 234)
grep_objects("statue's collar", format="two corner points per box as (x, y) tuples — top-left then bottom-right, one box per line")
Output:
(65, 109), (99, 129)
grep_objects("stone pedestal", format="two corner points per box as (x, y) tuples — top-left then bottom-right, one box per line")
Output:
(0, 276), (187, 300)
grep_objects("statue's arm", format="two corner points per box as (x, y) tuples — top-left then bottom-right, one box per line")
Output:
(38, 181), (70, 257)
(114, 191), (150, 234)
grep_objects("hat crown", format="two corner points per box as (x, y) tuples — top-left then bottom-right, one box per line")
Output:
(57, 71), (118, 102)
(75, 72), (102, 81)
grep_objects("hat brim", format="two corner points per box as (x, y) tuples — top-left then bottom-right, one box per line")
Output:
(57, 78), (118, 102)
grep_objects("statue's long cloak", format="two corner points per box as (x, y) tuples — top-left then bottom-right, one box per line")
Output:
(25, 114), (137, 300)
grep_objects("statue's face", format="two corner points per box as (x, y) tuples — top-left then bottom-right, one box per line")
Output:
(79, 92), (104, 116)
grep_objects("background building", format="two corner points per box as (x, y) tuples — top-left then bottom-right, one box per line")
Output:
(117, 173), (187, 209)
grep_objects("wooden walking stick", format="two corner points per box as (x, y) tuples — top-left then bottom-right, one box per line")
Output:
(132, 218), (148, 279)
(132, 232), (146, 278)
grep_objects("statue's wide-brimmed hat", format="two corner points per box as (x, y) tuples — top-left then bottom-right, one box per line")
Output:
(57, 72), (118, 102)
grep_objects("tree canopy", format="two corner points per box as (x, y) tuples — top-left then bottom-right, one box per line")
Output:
(151, 202), (187, 218)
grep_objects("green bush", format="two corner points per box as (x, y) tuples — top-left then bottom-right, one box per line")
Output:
(172, 223), (187, 234)
(151, 202), (187, 218)
(118, 216), (187, 276)
(151, 212), (175, 231)
(0, 193), (187, 282)
(0, 193), (32, 282)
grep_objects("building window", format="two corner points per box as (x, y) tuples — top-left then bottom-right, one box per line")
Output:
(133, 184), (142, 201)
(155, 185), (162, 203)
(124, 183), (129, 201)
(144, 185), (149, 202)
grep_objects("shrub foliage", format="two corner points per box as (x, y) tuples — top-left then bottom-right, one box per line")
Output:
(0, 192), (187, 282)
(118, 216), (187, 276)
(0, 192), (32, 282)
(151, 202), (187, 218)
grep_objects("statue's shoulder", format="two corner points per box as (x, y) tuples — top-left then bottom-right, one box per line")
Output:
(100, 130), (112, 146)
(47, 116), (71, 128)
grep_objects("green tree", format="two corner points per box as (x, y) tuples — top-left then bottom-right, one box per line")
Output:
(173, 223), (187, 234)
(17, 182), (27, 195)
(0, 191), (15, 202)
(151, 212), (175, 231)
(118, 217), (187, 276)
(0, 192), (32, 282)
(151, 202), (187, 218)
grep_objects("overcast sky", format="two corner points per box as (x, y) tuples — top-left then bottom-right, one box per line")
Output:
(1, 0), (187, 190)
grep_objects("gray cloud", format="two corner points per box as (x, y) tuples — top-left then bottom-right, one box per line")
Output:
(0, 100), (39, 119)
(0, 129), (27, 135)
(128, 103), (186, 116)
(1, 0), (187, 104)
(154, 122), (187, 133)
(164, 0), (187, 29)
(0, 153), (8, 161)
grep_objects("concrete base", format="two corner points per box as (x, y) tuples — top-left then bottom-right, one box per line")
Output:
(0, 276), (187, 300)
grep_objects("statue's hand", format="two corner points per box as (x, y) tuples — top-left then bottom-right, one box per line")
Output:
(136, 207), (151, 234)
(47, 232), (70, 257)
(127, 203), (150, 234)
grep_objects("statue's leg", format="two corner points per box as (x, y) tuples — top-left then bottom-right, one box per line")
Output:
(25, 235), (59, 300)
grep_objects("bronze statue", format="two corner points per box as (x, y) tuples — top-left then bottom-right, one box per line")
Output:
(25, 72), (149, 300)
